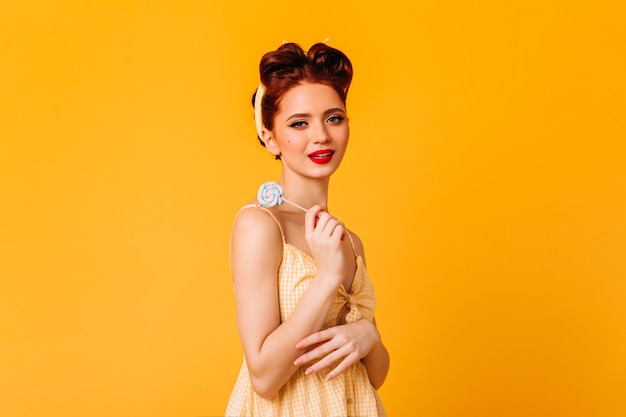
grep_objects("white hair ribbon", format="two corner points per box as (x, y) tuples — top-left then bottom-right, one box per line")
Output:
(254, 83), (266, 140)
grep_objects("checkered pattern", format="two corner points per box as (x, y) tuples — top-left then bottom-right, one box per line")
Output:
(225, 205), (386, 416)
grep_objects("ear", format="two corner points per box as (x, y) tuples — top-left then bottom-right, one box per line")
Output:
(261, 128), (281, 157)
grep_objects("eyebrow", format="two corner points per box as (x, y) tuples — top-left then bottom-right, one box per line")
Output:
(285, 108), (346, 122)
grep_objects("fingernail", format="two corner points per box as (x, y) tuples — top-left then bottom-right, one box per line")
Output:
(326, 374), (333, 381)
(305, 368), (312, 375)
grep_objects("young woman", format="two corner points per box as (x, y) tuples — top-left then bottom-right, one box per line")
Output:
(226, 42), (389, 416)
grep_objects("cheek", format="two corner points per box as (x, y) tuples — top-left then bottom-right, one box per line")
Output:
(280, 132), (304, 148)
(336, 126), (350, 144)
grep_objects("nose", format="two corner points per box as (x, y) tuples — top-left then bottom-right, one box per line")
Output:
(312, 121), (330, 144)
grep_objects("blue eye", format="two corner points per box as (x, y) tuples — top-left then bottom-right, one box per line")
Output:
(289, 121), (307, 128)
(327, 115), (345, 124)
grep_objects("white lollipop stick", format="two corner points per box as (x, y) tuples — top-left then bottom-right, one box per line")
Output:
(281, 198), (308, 212)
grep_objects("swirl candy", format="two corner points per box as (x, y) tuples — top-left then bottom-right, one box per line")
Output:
(257, 181), (308, 212)
(257, 181), (284, 208)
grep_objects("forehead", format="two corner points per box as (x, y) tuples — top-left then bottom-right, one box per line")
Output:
(277, 83), (345, 114)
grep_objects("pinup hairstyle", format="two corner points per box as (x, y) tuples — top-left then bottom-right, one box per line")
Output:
(252, 42), (353, 155)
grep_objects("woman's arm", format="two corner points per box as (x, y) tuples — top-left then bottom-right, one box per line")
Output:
(231, 206), (346, 399)
(351, 233), (390, 389)
(291, 231), (390, 389)
(361, 318), (390, 389)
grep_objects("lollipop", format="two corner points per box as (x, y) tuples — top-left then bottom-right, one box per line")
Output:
(257, 181), (345, 240)
(257, 182), (308, 212)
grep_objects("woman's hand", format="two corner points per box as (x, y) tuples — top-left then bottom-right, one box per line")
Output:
(293, 319), (381, 381)
(305, 205), (346, 286)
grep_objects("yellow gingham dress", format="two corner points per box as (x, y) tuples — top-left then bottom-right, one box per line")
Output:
(226, 205), (386, 417)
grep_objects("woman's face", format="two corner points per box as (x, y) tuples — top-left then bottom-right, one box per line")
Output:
(263, 82), (349, 180)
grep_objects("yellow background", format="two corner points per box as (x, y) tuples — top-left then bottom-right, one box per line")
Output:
(1, 1), (625, 416)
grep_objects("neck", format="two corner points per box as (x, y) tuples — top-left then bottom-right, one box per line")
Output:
(279, 175), (330, 211)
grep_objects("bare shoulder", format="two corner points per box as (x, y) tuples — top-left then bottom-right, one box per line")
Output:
(231, 205), (283, 276)
(232, 205), (282, 248)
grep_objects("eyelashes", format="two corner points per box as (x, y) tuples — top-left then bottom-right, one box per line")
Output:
(289, 115), (345, 129)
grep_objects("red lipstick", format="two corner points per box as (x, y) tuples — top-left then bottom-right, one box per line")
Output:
(308, 149), (334, 164)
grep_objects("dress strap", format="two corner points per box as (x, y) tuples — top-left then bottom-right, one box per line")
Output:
(236, 204), (286, 243)
(345, 230), (358, 258)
